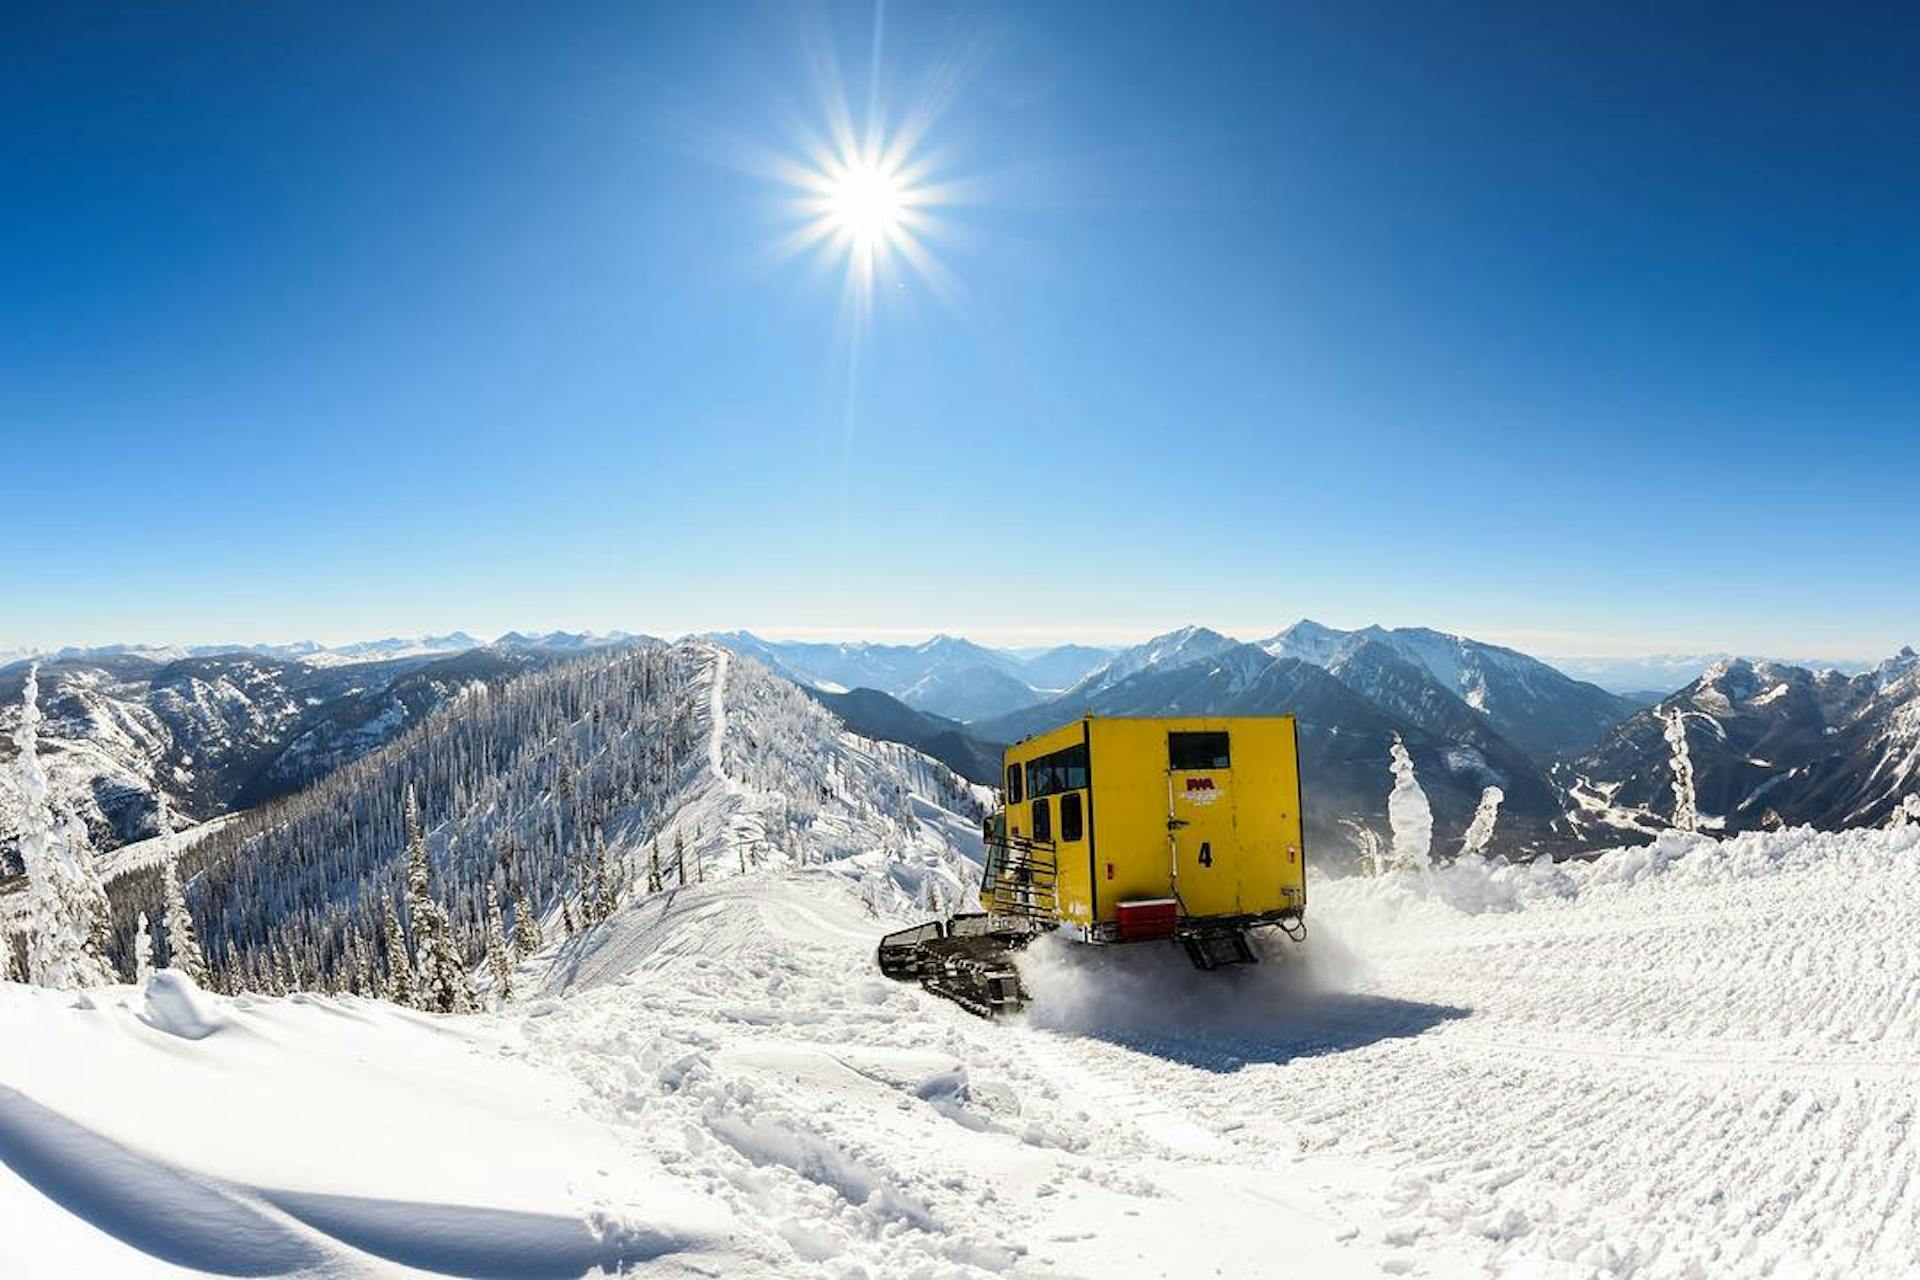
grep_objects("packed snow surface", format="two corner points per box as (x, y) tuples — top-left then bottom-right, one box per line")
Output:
(7, 823), (1920, 1277)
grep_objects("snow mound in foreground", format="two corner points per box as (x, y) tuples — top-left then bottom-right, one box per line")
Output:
(139, 971), (225, 1040)
(0, 980), (734, 1277)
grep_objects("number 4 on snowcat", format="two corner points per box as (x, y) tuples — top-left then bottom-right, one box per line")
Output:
(877, 716), (1308, 1016)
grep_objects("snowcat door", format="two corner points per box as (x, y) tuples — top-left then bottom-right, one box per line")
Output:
(1167, 730), (1239, 919)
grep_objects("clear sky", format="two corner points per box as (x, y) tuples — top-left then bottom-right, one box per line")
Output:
(4, 2), (1916, 658)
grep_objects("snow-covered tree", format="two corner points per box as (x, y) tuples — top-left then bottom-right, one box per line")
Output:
(675, 830), (687, 887)
(588, 830), (609, 923)
(152, 795), (210, 983)
(1664, 708), (1699, 833)
(404, 784), (472, 1013)
(511, 886), (542, 958)
(483, 880), (512, 1003)
(135, 912), (155, 986)
(381, 900), (415, 1007)
(1889, 794), (1920, 829)
(12, 665), (115, 989)
(647, 838), (664, 893)
(1336, 818), (1385, 876)
(1458, 786), (1504, 860)
(1387, 733), (1433, 873)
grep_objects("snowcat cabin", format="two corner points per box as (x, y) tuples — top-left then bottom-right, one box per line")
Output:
(987, 716), (1307, 969)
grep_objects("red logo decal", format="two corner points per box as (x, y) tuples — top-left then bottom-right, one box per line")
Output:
(1185, 777), (1215, 791)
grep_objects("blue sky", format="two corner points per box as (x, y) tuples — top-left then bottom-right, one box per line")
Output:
(4, 2), (1916, 658)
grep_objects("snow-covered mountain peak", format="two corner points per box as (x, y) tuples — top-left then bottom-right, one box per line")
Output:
(1064, 625), (1237, 701)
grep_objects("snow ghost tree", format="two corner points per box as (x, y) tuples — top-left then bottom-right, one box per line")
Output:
(403, 784), (472, 1013)
(135, 911), (155, 986)
(154, 795), (209, 983)
(11, 665), (115, 988)
(1386, 733), (1434, 872)
(1664, 708), (1699, 834)
(1459, 786), (1505, 860)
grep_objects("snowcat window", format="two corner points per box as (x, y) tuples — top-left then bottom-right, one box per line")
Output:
(1005, 761), (1024, 803)
(1059, 792), (1083, 842)
(1026, 743), (1089, 798)
(1031, 796), (1052, 843)
(1169, 731), (1230, 770)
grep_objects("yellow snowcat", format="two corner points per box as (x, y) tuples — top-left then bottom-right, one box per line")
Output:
(878, 715), (1307, 1016)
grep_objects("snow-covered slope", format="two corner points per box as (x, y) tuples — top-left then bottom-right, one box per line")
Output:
(0, 645), (595, 865)
(9, 822), (1920, 1277)
(96, 641), (986, 994)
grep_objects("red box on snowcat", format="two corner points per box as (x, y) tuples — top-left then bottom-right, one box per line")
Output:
(1115, 898), (1179, 941)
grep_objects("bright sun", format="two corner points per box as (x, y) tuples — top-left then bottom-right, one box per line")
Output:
(823, 156), (909, 250)
(781, 128), (953, 315)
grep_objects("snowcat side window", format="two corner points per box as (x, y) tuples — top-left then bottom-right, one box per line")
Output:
(1025, 743), (1089, 798)
(1169, 731), (1231, 770)
(1031, 796), (1052, 843)
(1005, 761), (1024, 803)
(1059, 792), (1083, 842)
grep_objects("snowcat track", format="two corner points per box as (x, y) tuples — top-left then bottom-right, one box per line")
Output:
(877, 915), (1036, 1018)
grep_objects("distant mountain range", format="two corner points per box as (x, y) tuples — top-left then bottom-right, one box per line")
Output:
(0, 631), (641, 672)
(1568, 648), (1920, 840)
(8, 621), (1914, 871)
(708, 632), (1116, 723)
(1546, 652), (1876, 697)
(967, 623), (1637, 857)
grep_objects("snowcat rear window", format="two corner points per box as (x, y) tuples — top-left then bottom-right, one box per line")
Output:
(1005, 761), (1024, 803)
(1031, 796), (1052, 843)
(1059, 792), (1083, 842)
(1169, 731), (1230, 770)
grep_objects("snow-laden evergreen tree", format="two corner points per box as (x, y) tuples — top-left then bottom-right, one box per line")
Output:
(647, 838), (664, 893)
(1458, 786), (1504, 860)
(381, 900), (415, 1007)
(135, 911), (155, 986)
(1664, 708), (1700, 833)
(154, 797), (209, 982)
(11, 665), (115, 988)
(511, 886), (542, 959)
(675, 830), (687, 887)
(484, 880), (512, 1003)
(1386, 733), (1433, 872)
(404, 784), (472, 1013)
(588, 830), (609, 923)
(561, 899), (576, 936)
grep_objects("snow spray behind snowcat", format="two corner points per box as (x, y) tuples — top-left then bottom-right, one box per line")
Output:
(878, 716), (1308, 1016)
